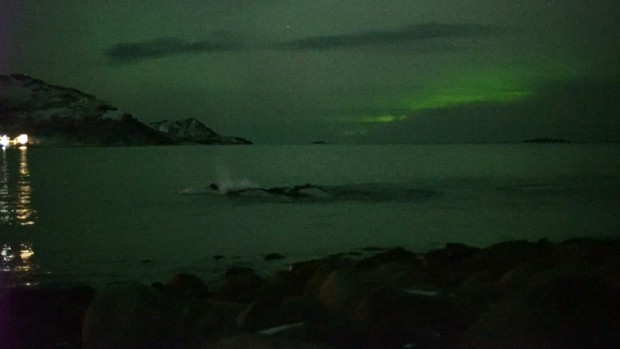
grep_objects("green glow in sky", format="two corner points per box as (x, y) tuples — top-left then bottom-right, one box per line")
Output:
(405, 68), (536, 111)
(3, 0), (618, 143)
(348, 68), (538, 124)
(408, 89), (532, 111)
(355, 114), (409, 124)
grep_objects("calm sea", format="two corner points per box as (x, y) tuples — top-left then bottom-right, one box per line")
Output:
(1, 144), (619, 288)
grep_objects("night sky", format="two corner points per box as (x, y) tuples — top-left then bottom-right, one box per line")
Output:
(1, 1), (619, 144)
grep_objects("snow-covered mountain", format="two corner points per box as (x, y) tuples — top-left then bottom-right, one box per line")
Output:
(150, 118), (251, 145)
(0, 74), (250, 146)
(0, 74), (121, 121)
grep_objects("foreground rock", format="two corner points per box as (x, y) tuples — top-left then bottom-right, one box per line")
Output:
(464, 239), (620, 348)
(77, 237), (620, 348)
(466, 267), (620, 348)
(0, 240), (599, 348)
(0, 286), (94, 349)
(83, 284), (245, 349)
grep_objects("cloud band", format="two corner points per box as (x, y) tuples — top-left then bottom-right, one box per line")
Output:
(105, 37), (243, 64)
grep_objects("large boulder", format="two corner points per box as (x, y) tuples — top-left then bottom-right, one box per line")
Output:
(424, 239), (553, 287)
(356, 247), (421, 271)
(424, 243), (481, 280)
(299, 255), (352, 300)
(465, 266), (620, 348)
(162, 273), (209, 298)
(496, 238), (620, 294)
(217, 267), (264, 302)
(83, 285), (191, 348)
(82, 284), (242, 349)
(235, 297), (312, 332)
(462, 240), (552, 280)
(354, 287), (469, 348)
(357, 247), (427, 288)
(318, 267), (364, 314)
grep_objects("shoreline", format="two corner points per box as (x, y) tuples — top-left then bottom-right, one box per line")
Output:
(2, 236), (620, 348)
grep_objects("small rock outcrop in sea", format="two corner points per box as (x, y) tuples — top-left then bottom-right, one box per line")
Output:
(76, 237), (620, 348)
(522, 137), (570, 143)
(264, 253), (286, 261)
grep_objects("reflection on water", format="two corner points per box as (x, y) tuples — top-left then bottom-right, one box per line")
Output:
(1, 243), (35, 272)
(0, 148), (7, 224)
(0, 147), (35, 226)
(1, 147), (38, 287)
(0, 146), (36, 226)
(16, 146), (35, 225)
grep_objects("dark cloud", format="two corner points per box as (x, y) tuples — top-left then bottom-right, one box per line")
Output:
(105, 36), (244, 64)
(275, 23), (506, 50)
(104, 23), (502, 65)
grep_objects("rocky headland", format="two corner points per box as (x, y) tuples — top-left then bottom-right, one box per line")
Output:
(0, 74), (250, 146)
(2, 237), (619, 348)
(149, 118), (250, 145)
(522, 138), (570, 144)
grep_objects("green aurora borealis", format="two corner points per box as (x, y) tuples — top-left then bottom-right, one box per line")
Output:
(1, 0), (619, 143)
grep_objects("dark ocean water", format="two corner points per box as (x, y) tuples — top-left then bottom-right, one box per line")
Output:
(1, 144), (619, 288)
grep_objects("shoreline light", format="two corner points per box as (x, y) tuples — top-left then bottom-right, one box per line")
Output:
(0, 134), (29, 147)
(16, 134), (29, 145)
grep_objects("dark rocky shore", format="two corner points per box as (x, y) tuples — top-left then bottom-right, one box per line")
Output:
(2, 237), (619, 348)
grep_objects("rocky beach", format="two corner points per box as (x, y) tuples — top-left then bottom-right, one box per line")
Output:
(1, 237), (619, 349)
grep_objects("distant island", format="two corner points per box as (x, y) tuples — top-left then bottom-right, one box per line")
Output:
(0, 74), (251, 146)
(522, 138), (570, 144)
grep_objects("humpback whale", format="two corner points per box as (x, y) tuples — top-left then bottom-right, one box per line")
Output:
(208, 183), (332, 199)
(183, 182), (439, 202)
